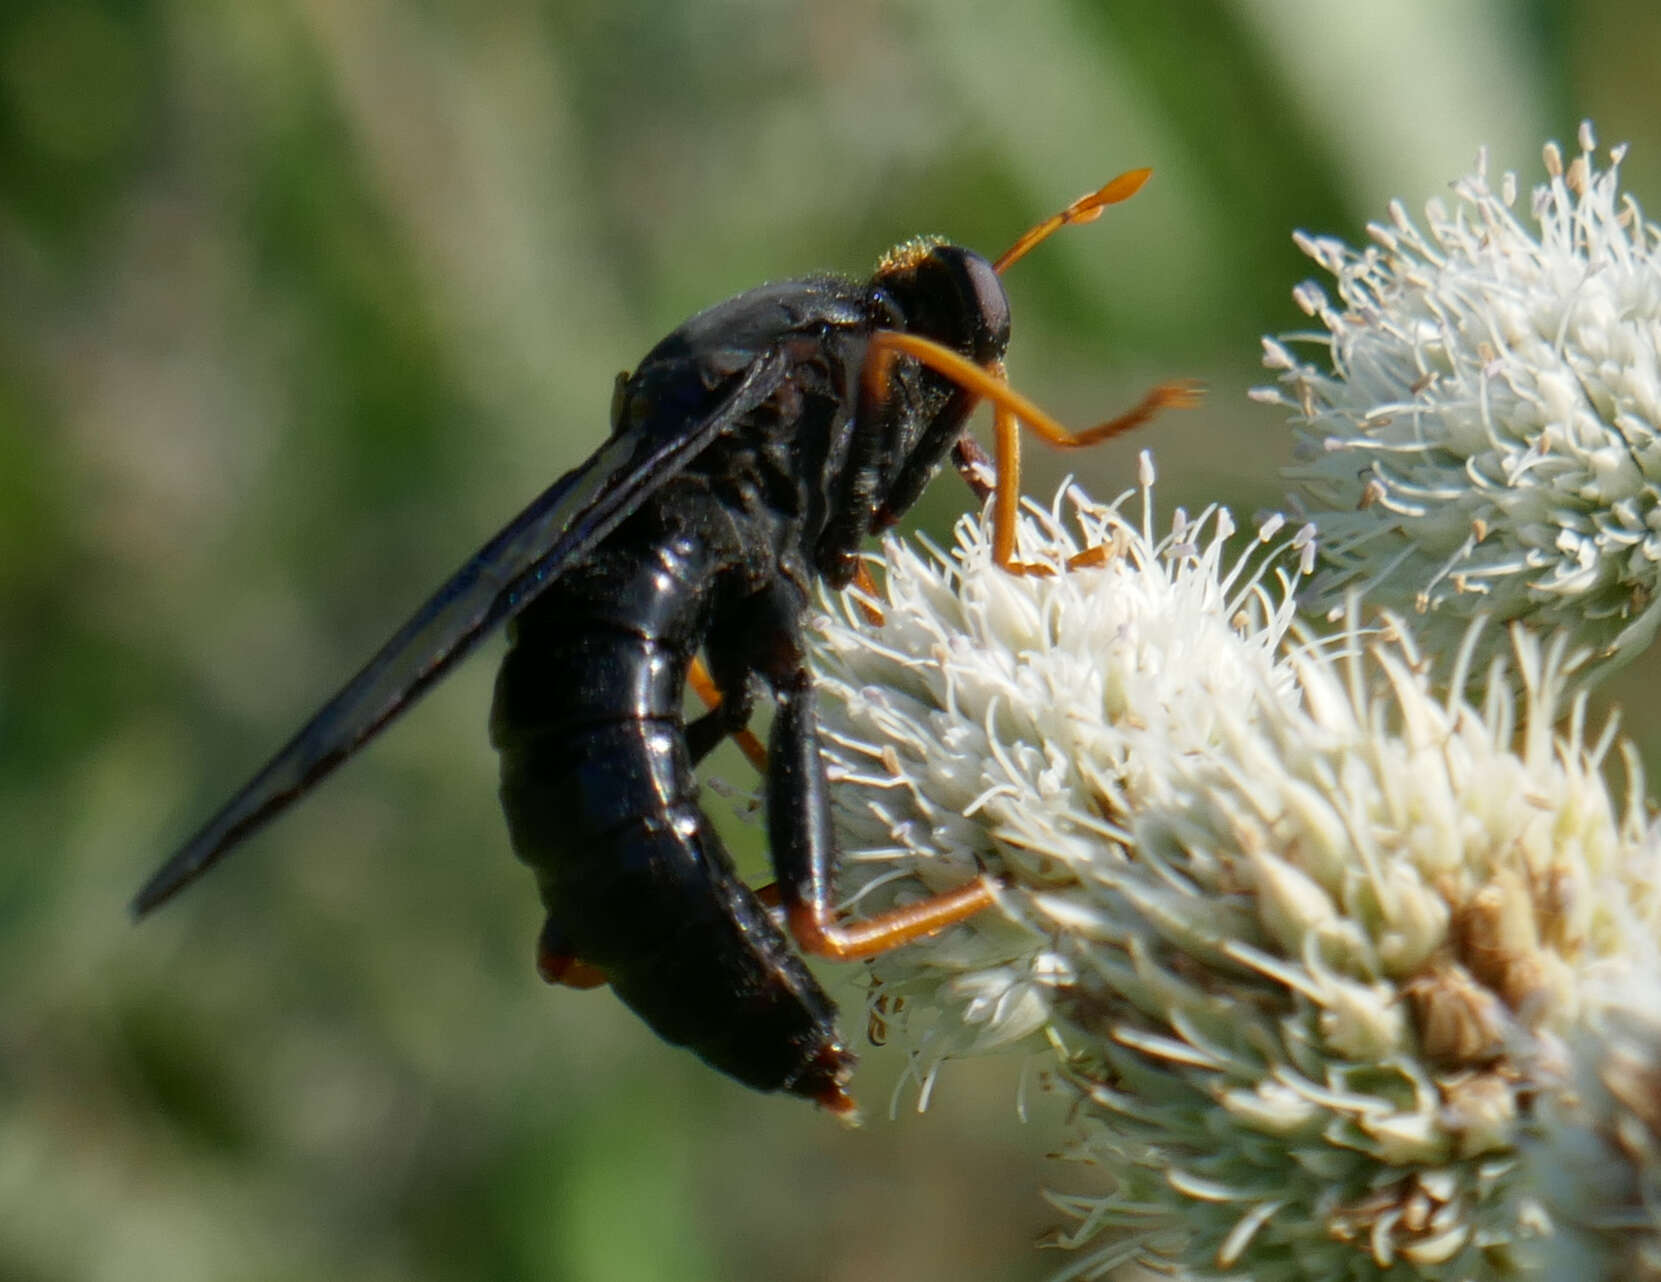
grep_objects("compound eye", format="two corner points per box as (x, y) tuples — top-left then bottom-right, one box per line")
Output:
(943, 246), (1011, 364)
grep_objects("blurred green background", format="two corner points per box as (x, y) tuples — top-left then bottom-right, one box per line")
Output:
(3, 2), (1658, 1279)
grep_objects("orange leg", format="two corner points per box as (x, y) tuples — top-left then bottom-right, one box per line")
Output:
(537, 947), (610, 990)
(864, 329), (1201, 575)
(685, 653), (994, 968)
(535, 915), (610, 989)
(787, 879), (998, 961)
(686, 655), (768, 773)
(849, 561), (885, 626)
(684, 659), (991, 964)
(685, 329), (1193, 968)
(782, 330), (1197, 963)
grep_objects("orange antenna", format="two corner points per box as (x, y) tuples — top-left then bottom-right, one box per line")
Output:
(992, 167), (1152, 274)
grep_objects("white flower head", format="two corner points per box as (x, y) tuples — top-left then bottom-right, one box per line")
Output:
(810, 466), (1661, 1280)
(1258, 121), (1661, 671)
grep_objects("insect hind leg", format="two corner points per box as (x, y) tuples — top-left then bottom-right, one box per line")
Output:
(536, 916), (610, 989)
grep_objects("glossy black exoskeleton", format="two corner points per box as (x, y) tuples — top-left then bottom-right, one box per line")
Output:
(135, 235), (1016, 1113)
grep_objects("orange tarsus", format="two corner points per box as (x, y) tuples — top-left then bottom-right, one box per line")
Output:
(850, 561), (885, 626)
(787, 879), (998, 961)
(1065, 543), (1114, 570)
(866, 329), (1201, 574)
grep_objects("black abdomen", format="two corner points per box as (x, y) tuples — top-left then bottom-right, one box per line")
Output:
(489, 507), (850, 1097)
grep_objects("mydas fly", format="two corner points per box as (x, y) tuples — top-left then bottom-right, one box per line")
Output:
(134, 170), (1198, 1115)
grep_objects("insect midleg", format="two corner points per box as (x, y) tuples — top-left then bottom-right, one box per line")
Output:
(686, 655), (767, 771)
(865, 329), (1201, 574)
(535, 916), (610, 989)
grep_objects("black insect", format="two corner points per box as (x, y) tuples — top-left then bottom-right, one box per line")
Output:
(134, 171), (1196, 1115)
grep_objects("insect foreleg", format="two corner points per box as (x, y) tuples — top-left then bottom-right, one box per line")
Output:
(868, 376), (983, 530)
(813, 352), (897, 591)
(949, 432), (996, 501)
(866, 329), (1201, 575)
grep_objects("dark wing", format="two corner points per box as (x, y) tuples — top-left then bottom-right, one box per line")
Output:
(133, 351), (791, 916)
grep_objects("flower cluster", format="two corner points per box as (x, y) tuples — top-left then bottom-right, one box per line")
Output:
(1259, 122), (1661, 672)
(810, 464), (1661, 1281)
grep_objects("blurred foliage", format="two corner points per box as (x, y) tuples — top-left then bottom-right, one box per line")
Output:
(1, 1), (1657, 1279)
